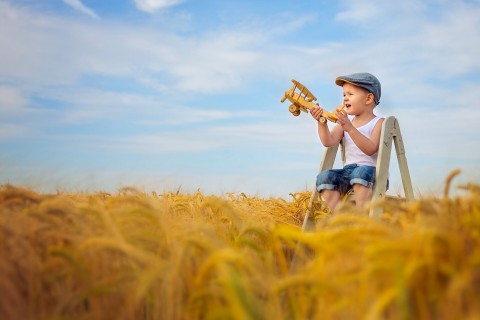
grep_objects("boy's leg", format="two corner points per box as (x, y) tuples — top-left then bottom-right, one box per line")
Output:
(352, 184), (372, 208)
(349, 165), (376, 209)
(317, 167), (351, 213)
(320, 189), (341, 212)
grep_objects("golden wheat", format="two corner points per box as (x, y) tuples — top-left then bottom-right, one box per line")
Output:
(0, 177), (479, 320)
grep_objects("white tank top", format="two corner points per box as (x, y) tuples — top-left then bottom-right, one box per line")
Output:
(344, 116), (383, 167)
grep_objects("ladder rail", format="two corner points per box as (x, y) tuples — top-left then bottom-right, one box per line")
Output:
(302, 142), (340, 231)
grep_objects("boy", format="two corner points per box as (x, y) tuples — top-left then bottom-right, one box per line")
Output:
(310, 72), (384, 212)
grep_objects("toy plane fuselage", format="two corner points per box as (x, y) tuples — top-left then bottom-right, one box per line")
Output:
(281, 79), (342, 123)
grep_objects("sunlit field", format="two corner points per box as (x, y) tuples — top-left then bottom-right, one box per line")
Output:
(1, 174), (479, 319)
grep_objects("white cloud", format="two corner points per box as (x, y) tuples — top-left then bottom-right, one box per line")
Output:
(0, 86), (27, 113)
(133, 0), (184, 13)
(0, 3), (264, 93)
(0, 123), (30, 140)
(2, 1), (480, 118)
(62, 0), (99, 19)
(335, 0), (426, 24)
(335, 0), (379, 23)
(52, 113), (317, 155)
(122, 123), (308, 153)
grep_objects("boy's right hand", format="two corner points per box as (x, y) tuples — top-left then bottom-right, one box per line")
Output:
(310, 105), (324, 122)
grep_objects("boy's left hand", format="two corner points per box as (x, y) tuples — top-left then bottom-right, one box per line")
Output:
(335, 109), (353, 132)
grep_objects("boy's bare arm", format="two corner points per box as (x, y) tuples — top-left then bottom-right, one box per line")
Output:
(311, 106), (344, 147)
(318, 122), (344, 147)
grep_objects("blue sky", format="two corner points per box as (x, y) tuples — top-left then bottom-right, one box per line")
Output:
(1, 0), (479, 198)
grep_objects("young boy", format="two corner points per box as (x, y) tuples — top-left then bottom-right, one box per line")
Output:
(310, 72), (384, 212)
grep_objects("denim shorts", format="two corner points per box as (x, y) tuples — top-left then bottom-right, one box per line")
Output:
(316, 164), (384, 195)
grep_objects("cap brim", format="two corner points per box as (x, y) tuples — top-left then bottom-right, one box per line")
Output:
(335, 78), (357, 87)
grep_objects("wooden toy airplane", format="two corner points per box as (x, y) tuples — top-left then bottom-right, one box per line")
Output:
(280, 79), (343, 123)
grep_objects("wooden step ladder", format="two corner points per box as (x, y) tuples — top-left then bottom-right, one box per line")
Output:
(301, 116), (414, 231)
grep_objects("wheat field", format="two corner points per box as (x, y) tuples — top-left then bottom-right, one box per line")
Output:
(1, 175), (479, 320)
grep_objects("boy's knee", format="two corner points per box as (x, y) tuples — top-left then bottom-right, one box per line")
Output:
(352, 183), (370, 191)
(350, 166), (376, 189)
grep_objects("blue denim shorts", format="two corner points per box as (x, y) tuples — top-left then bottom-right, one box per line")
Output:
(316, 164), (384, 195)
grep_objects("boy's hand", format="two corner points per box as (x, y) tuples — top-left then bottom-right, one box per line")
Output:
(310, 105), (324, 122)
(335, 109), (353, 132)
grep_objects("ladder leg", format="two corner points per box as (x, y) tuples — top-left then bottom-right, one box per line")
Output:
(301, 142), (340, 232)
(369, 117), (395, 218)
(293, 143), (339, 271)
(302, 190), (318, 232)
(392, 121), (415, 202)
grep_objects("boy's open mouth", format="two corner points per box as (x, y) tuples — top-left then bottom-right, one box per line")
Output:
(345, 103), (351, 109)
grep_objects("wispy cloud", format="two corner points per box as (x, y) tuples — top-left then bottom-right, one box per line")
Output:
(335, 0), (427, 24)
(62, 0), (99, 19)
(47, 118), (316, 154)
(0, 4), (265, 94)
(133, 0), (184, 13)
(0, 123), (30, 140)
(335, 0), (379, 23)
(2, 1), (480, 116)
(0, 86), (27, 114)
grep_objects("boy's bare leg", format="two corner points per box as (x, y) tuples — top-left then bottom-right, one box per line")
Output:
(320, 189), (341, 212)
(352, 184), (373, 208)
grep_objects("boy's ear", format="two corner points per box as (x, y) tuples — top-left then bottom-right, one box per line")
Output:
(366, 93), (374, 104)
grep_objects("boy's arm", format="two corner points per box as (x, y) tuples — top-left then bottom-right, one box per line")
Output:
(317, 121), (344, 147)
(310, 105), (344, 147)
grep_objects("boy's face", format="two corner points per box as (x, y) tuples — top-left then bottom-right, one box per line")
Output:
(342, 83), (373, 115)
